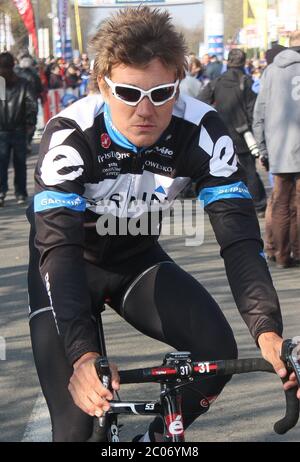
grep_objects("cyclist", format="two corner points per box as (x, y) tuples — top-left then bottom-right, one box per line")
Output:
(27, 7), (300, 442)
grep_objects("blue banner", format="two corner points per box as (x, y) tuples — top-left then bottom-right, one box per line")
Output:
(208, 34), (224, 58)
(57, 0), (70, 59)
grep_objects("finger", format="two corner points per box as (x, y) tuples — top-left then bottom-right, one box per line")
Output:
(68, 384), (95, 416)
(110, 364), (120, 391)
(88, 389), (111, 410)
(97, 385), (113, 401)
(283, 380), (297, 391)
(69, 373), (110, 414)
(112, 380), (120, 391)
(273, 361), (287, 378)
(86, 394), (111, 416)
(111, 372), (120, 391)
(263, 348), (285, 376)
(274, 367), (287, 379)
(92, 372), (114, 400)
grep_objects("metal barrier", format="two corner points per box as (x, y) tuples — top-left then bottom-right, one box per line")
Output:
(42, 87), (80, 125)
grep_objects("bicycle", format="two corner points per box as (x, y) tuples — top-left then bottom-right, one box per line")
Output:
(88, 304), (300, 443)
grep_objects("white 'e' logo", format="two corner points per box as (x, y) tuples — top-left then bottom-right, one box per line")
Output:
(41, 145), (84, 185)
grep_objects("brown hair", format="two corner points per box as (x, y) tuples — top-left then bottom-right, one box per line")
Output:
(189, 57), (202, 69)
(88, 6), (188, 92)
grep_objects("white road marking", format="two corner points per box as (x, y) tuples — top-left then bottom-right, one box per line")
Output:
(22, 392), (51, 442)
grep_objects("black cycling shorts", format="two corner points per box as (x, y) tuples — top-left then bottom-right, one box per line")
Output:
(28, 234), (237, 442)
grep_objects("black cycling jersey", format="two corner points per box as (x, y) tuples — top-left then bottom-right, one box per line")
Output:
(27, 93), (283, 366)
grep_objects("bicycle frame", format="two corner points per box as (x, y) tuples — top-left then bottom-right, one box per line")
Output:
(95, 309), (189, 442)
(95, 309), (300, 442)
(94, 376), (188, 442)
(106, 382), (187, 442)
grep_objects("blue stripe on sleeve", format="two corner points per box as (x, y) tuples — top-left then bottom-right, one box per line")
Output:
(199, 181), (252, 207)
(34, 191), (86, 213)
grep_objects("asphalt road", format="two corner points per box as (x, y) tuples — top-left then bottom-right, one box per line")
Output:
(1, 142), (300, 442)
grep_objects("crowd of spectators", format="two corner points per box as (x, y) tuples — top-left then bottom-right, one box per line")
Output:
(2, 46), (298, 270)
(181, 40), (299, 270)
(0, 50), (92, 207)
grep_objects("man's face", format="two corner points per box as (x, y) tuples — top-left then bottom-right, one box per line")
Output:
(190, 62), (201, 76)
(98, 58), (177, 147)
(202, 54), (210, 66)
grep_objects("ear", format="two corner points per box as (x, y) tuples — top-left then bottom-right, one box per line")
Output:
(97, 75), (109, 101)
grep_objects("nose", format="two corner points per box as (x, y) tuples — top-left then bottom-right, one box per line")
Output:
(135, 96), (155, 118)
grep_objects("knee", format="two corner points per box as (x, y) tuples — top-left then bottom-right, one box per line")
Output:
(217, 331), (238, 361)
(189, 326), (238, 363)
(272, 193), (288, 210)
(52, 416), (93, 442)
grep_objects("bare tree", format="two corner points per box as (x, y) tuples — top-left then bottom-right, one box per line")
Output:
(175, 24), (204, 55)
(0, 0), (27, 51)
(0, 0), (51, 56)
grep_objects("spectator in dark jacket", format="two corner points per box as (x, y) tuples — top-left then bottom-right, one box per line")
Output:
(0, 52), (37, 206)
(45, 55), (56, 86)
(200, 48), (266, 215)
(15, 56), (43, 99)
(65, 63), (81, 89)
(49, 64), (64, 89)
(203, 55), (223, 80)
(15, 55), (43, 151)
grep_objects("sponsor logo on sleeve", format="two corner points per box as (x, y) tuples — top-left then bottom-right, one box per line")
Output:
(34, 191), (86, 212)
(40, 145), (84, 186)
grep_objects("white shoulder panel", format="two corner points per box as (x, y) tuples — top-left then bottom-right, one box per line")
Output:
(52, 94), (105, 132)
(48, 129), (75, 150)
(173, 94), (216, 126)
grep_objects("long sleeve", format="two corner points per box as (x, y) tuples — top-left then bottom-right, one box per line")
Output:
(33, 116), (99, 365)
(181, 110), (283, 342)
(252, 73), (268, 157)
(25, 81), (38, 127)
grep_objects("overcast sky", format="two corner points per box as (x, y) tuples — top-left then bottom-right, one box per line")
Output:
(158, 4), (203, 28)
(85, 3), (203, 39)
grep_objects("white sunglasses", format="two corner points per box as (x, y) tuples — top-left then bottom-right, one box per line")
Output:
(104, 76), (179, 107)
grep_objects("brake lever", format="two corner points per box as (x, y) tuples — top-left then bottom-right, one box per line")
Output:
(94, 357), (112, 427)
(281, 337), (300, 383)
(273, 338), (300, 434)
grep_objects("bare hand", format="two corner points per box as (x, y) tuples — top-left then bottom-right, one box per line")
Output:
(259, 155), (269, 171)
(68, 352), (120, 417)
(258, 332), (300, 399)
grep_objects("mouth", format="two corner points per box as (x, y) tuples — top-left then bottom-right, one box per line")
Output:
(133, 124), (156, 130)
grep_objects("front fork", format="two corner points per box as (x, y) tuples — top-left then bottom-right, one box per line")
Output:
(161, 383), (185, 442)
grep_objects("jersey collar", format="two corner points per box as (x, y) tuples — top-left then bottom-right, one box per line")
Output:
(103, 103), (139, 153)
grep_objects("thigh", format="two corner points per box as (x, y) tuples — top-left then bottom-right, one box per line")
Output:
(296, 174), (300, 199)
(28, 223), (94, 441)
(30, 311), (94, 442)
(121, 262), (237, 360)
(272, 174), (293, 202)
(0, 133), (11, 161)
(12, 131), (27, 161)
